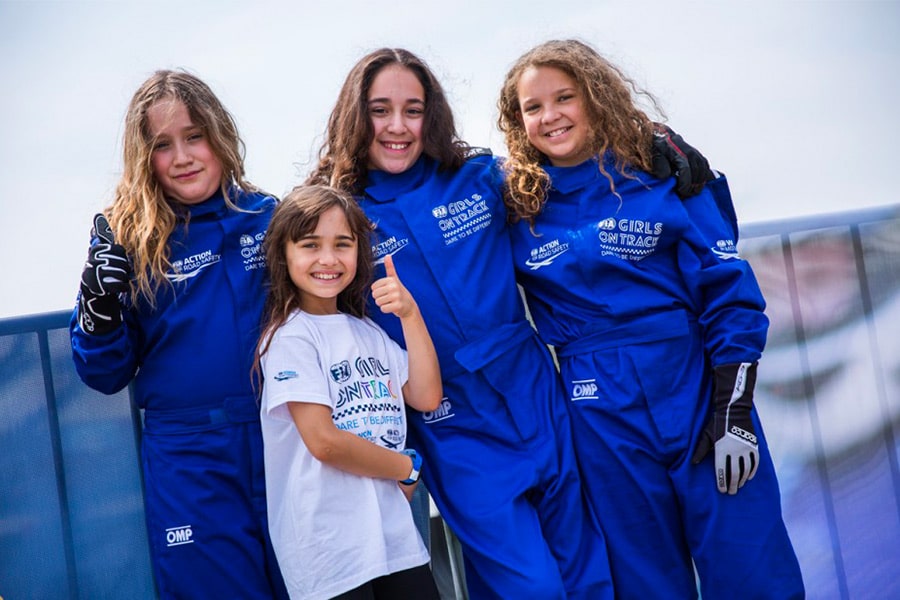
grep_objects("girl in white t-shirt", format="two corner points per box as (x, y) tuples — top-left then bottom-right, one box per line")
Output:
(255, 184), (443, 600)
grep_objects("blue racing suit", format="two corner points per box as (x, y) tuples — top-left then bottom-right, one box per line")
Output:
(70, 189), (288, 599)
(509, 156), (804, 599)
(359, 154), (613, 600)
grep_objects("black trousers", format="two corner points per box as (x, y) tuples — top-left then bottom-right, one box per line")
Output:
(331, 564), (440, 600)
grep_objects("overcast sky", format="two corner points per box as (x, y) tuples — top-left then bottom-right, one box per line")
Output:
(2, 0), (898, 319)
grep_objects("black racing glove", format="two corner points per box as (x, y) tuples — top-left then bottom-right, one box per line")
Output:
(649, 123), (712, 199)
(691, 362), (760, 495)
(78, 213), (131, 335)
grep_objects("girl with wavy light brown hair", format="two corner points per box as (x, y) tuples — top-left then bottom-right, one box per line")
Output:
(70, 69), (288, 599)
(107, 70), (257, 303)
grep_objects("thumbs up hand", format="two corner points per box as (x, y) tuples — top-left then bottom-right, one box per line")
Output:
(371, 254), (442, 413)
(81, 214), (131, 297)
(371, 254), (418, 320)
(78, 213), (132, 335)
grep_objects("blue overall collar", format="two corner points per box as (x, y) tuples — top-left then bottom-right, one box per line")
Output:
(169, 188), (230, 221)
(365, 156), (429, 201)
(544, 155), (612, 194)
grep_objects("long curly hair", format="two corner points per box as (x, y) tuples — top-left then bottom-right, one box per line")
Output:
(255, 184), (375, 369)
(305, 48), (469, 194)
(104, 69), (255, 306)
(497, 39), (664, 225)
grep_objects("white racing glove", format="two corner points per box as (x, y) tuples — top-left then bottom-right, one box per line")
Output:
(691, 362), (760, 495)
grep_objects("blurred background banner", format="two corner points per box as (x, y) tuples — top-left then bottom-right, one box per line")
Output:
(741, 205), (900, 599)
(1, 204), (898, 599)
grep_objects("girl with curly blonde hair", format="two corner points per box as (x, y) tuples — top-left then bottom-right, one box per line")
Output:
(497, 39), (804, 599)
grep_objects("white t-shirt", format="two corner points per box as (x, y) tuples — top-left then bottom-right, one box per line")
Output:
(260, 310), (430, 600)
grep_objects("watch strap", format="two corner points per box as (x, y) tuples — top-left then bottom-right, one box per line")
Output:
(400, 448), (422, 485)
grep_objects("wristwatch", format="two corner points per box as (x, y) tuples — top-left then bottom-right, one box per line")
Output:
(400, 448), (422, 485)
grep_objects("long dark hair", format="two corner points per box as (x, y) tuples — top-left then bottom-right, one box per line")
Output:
(306, 47), (470, 194)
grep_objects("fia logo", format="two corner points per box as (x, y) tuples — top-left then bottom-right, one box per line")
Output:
(166, 525), (194, 547)
(598, 218), (617, 231)
(330, 360), (352, 383)
(432, 205), (448, 218)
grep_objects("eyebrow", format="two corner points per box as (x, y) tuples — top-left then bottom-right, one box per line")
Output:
(521, 86), (578, 103)
(298, 233), (357, 241)
(151, 124), (202, 138)
(367, 97), (425, 105)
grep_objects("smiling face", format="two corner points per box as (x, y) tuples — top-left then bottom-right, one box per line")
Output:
(366, 64), (426, 174)
(516, 65), (593, 167)
(147, 98), (224, 205)
(285, 205), (358, 315)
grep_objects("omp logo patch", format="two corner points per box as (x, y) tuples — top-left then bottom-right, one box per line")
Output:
(274, 371), (298, 381)
(422, 398), (455, 424)
(571, 379), (599, 401)
(166, 525), (194, 547)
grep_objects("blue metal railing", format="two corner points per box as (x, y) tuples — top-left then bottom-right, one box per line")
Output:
(1, 203), (898, 599)
(0, 310), (154, 598)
